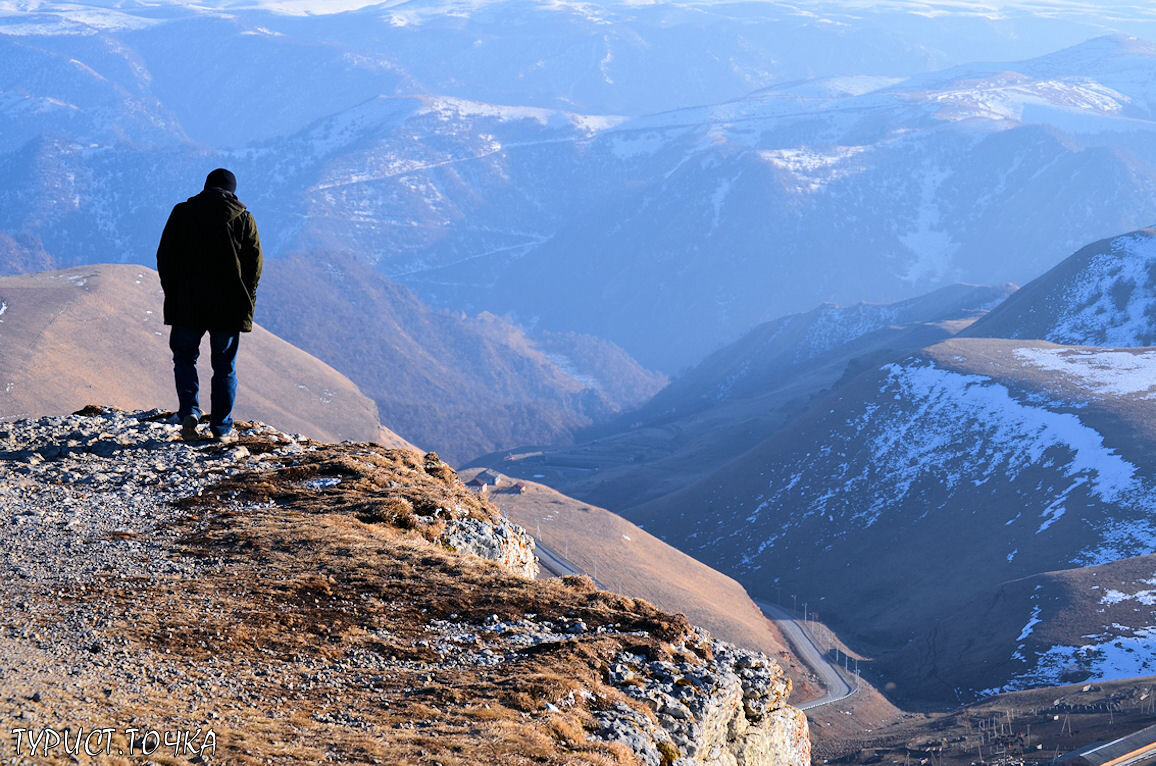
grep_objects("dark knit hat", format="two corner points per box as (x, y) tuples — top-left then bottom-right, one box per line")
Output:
(204, 168), (237, 193)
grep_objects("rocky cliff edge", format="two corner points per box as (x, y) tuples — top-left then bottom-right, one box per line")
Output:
(0, 407), (808, 766)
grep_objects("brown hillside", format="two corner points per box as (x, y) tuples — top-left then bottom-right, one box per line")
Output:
(0, 264), (409, 446)
(458, 469), (806, 677)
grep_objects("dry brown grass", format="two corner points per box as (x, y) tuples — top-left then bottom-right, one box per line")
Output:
(185, 441), (504, 542)
(466, 470), (800, 675)
(26, 433), (705, 765)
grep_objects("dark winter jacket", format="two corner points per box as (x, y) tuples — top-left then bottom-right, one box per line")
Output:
(156, 188), (263, 333)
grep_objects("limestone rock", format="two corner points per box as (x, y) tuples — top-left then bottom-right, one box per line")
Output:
(440, 516), (539, 579)
(593, 628), (809, 766)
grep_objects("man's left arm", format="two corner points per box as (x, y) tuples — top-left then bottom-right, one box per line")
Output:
(239, 211), (263, 302)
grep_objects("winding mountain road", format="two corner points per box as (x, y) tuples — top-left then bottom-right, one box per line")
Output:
(755, 599), (855, 710)
(534, 538), (606, 589)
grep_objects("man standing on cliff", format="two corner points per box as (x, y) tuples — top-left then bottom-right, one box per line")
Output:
(157, 168), (263, 444)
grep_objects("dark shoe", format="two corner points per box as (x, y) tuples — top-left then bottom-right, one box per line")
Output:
(181, 414), (201, 441)
(212, 430), (238, 445)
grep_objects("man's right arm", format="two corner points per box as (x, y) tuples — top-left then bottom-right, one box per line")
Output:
(155, 205), (182, 292)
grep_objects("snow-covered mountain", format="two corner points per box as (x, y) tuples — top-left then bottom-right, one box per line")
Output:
(965, 227), (1156, 347)
(8, 0), (1156, 136)
(631, 334), (1156, 703)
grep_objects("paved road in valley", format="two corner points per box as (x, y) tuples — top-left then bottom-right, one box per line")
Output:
(534, 539), (581, 577)
(755, 599), (855, 710)
(533, 538), (607, 589)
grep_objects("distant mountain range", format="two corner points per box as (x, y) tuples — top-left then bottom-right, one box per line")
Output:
(9, 0), (1156, 144)
(3, 5), (1156, 371)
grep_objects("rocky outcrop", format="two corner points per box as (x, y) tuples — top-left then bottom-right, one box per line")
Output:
(597, 628), (809, 766)
(0, 407), (808, 766)
(441, 516), (538, 579)
(0, 406), (535, 577)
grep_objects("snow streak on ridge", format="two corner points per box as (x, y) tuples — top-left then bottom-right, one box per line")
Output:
(1049, 232), (1156, 347)
(869, 362), (1137, 527)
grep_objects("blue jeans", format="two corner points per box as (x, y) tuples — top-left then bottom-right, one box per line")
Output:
(170, 326), (240, 437)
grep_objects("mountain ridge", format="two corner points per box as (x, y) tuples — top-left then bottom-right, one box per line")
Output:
(963, 226), (1156, 347)
(629, 334), (1156, 704)
(7, 22), (1156, 370)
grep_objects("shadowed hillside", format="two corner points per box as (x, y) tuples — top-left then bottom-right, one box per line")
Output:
(259, 253), (665, 465)
(630, 336), (1156, 705)
(472, 283), (1014, 512)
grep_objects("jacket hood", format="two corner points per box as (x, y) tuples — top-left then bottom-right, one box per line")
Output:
(190, 188), (248, 222)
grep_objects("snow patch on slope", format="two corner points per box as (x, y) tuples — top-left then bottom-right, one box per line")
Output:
(898, 166), (958, 284)
(1048, 232), (1156, 347)
(1080, 520), (1156, 566)
(1014, 347), (1156, 398)
(757, 145), (867, 193)
(0, 4), (160, 35)
(868, 363), (1138, 527)
(732, 359), (1154, 563)
(985, 626), (1156, 694)
(1016, 605), (1043, 641)
(427, 97), (623, 134)
(798, 305), (896, 359)
(918, 74), (1130, 123)
(1100, 584), (1156, 606)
